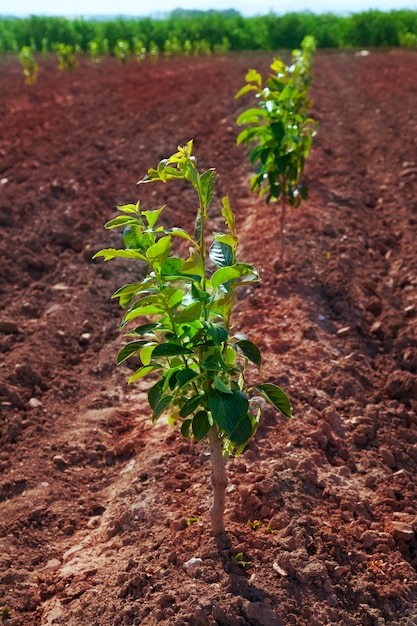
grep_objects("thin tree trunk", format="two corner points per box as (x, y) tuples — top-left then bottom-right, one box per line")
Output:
(208, 426), (228, 536)
(279, 192), (287, 261)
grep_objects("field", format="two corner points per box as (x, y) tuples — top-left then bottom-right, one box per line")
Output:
(0, 49), (417, 625)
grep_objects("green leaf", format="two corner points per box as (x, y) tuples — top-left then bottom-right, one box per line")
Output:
(93, 248), (147, 262)
(148, 379), (164, 410)
(245, 68), (262, 86)
(213, 376), (232, 394)
(139, 167), (159, 183)
(206, 291), (234, 322)
(161, 257), (185, 278)
(163, 227), (192, 241)
(178, 158), (199, 188)
(179, 395), (202, 417)
(123, 304), (164, 322)
(270, 58), (286, 75)
(237, 127), (260, 146)
(152, 343), (192, 358)
(128, 364), (162, 383)
(224, 345), (237, 366)
(228, 263), (260, 285)
(194, 212), (202, 243)
(117, 203), (139, 214)
(211, 266), (241, 289)
(208, 389), (251, 445)
(112, 283), (144, 299)
(299, 184), (308, 200)
(221, 196), (236, 236)
(152, 395), (174, 422)
(116, 340), (149, 364)
(209, 389), (248, 428)
(236, 108), (267, 125)
(255, 383), (292, 418)
(205, 322), (228, 345)
(209, 240), (234, 268)
(192, 410), (211, 441)
(104, 215), (138, 229)
(125, 322), (159, 337)
(166, 288), (184, 310)
(166, 367), (181, 390)
(235, 83), (260, 99)
(212, 232), (237, 249)
(175, 301), (202, 324)
(191, 283), (210, 303)
(123, 225), (153, 251)
(176, 368), (198, 388)
(181, 418), (193, 438)
(146, 236), (171, 270)
(157, 158), (169, 181)
(235, 339), (262, 367)
(279, 83), (293, 102)
(182, 250), (204, 278)
(200, 352), (228, 372)
(229, 414), (253, 447)
(199, 169), (216, 208)
(125, 292), (157, 309)
(140, 344), (156, 366)
(143, 207), (164, 228)
(271, 120), (285, 141)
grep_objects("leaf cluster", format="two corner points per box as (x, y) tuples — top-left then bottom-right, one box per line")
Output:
(94, 141), (291, 455)
(236, 35), (318, 206)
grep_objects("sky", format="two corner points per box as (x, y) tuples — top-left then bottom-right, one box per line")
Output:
(2, 0), (416, 17)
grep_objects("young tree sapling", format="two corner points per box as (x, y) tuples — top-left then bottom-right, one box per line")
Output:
(236, 36), (318, 259)
(94, 141), (291, 536)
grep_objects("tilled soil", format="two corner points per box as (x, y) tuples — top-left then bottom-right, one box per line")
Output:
(0, 48), (416, 626)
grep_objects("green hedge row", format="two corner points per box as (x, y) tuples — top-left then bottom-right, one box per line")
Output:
(1, 9), (417, 55)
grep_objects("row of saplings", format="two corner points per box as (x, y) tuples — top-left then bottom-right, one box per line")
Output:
(18, 35), (231, 84)
(94, 36), (317, 538)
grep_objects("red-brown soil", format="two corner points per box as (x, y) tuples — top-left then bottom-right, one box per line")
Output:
(0, 48), (417, 626)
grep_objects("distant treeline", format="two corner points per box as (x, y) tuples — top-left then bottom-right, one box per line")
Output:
(2, 9), (417, 55)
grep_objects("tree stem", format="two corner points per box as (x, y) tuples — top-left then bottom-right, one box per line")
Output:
(279, 178), (287, 261)
(208, 426), (228, 536)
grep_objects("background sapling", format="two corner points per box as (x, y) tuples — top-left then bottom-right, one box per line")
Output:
(236, 35), (318, 259)
(114, 39), (129, 64)
(56, 43), (77, 72)
(133, 37), (146, 62)
(19, 45), (38, 85)
(88, 40), (101, 65)
(94, 141), (291, 536)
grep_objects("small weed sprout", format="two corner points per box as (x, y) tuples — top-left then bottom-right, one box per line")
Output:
(247, 519), (261, 531)
(94, 142), (291, 536)
(232, 552), (251, 568)
(0, 605), (13, 620)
